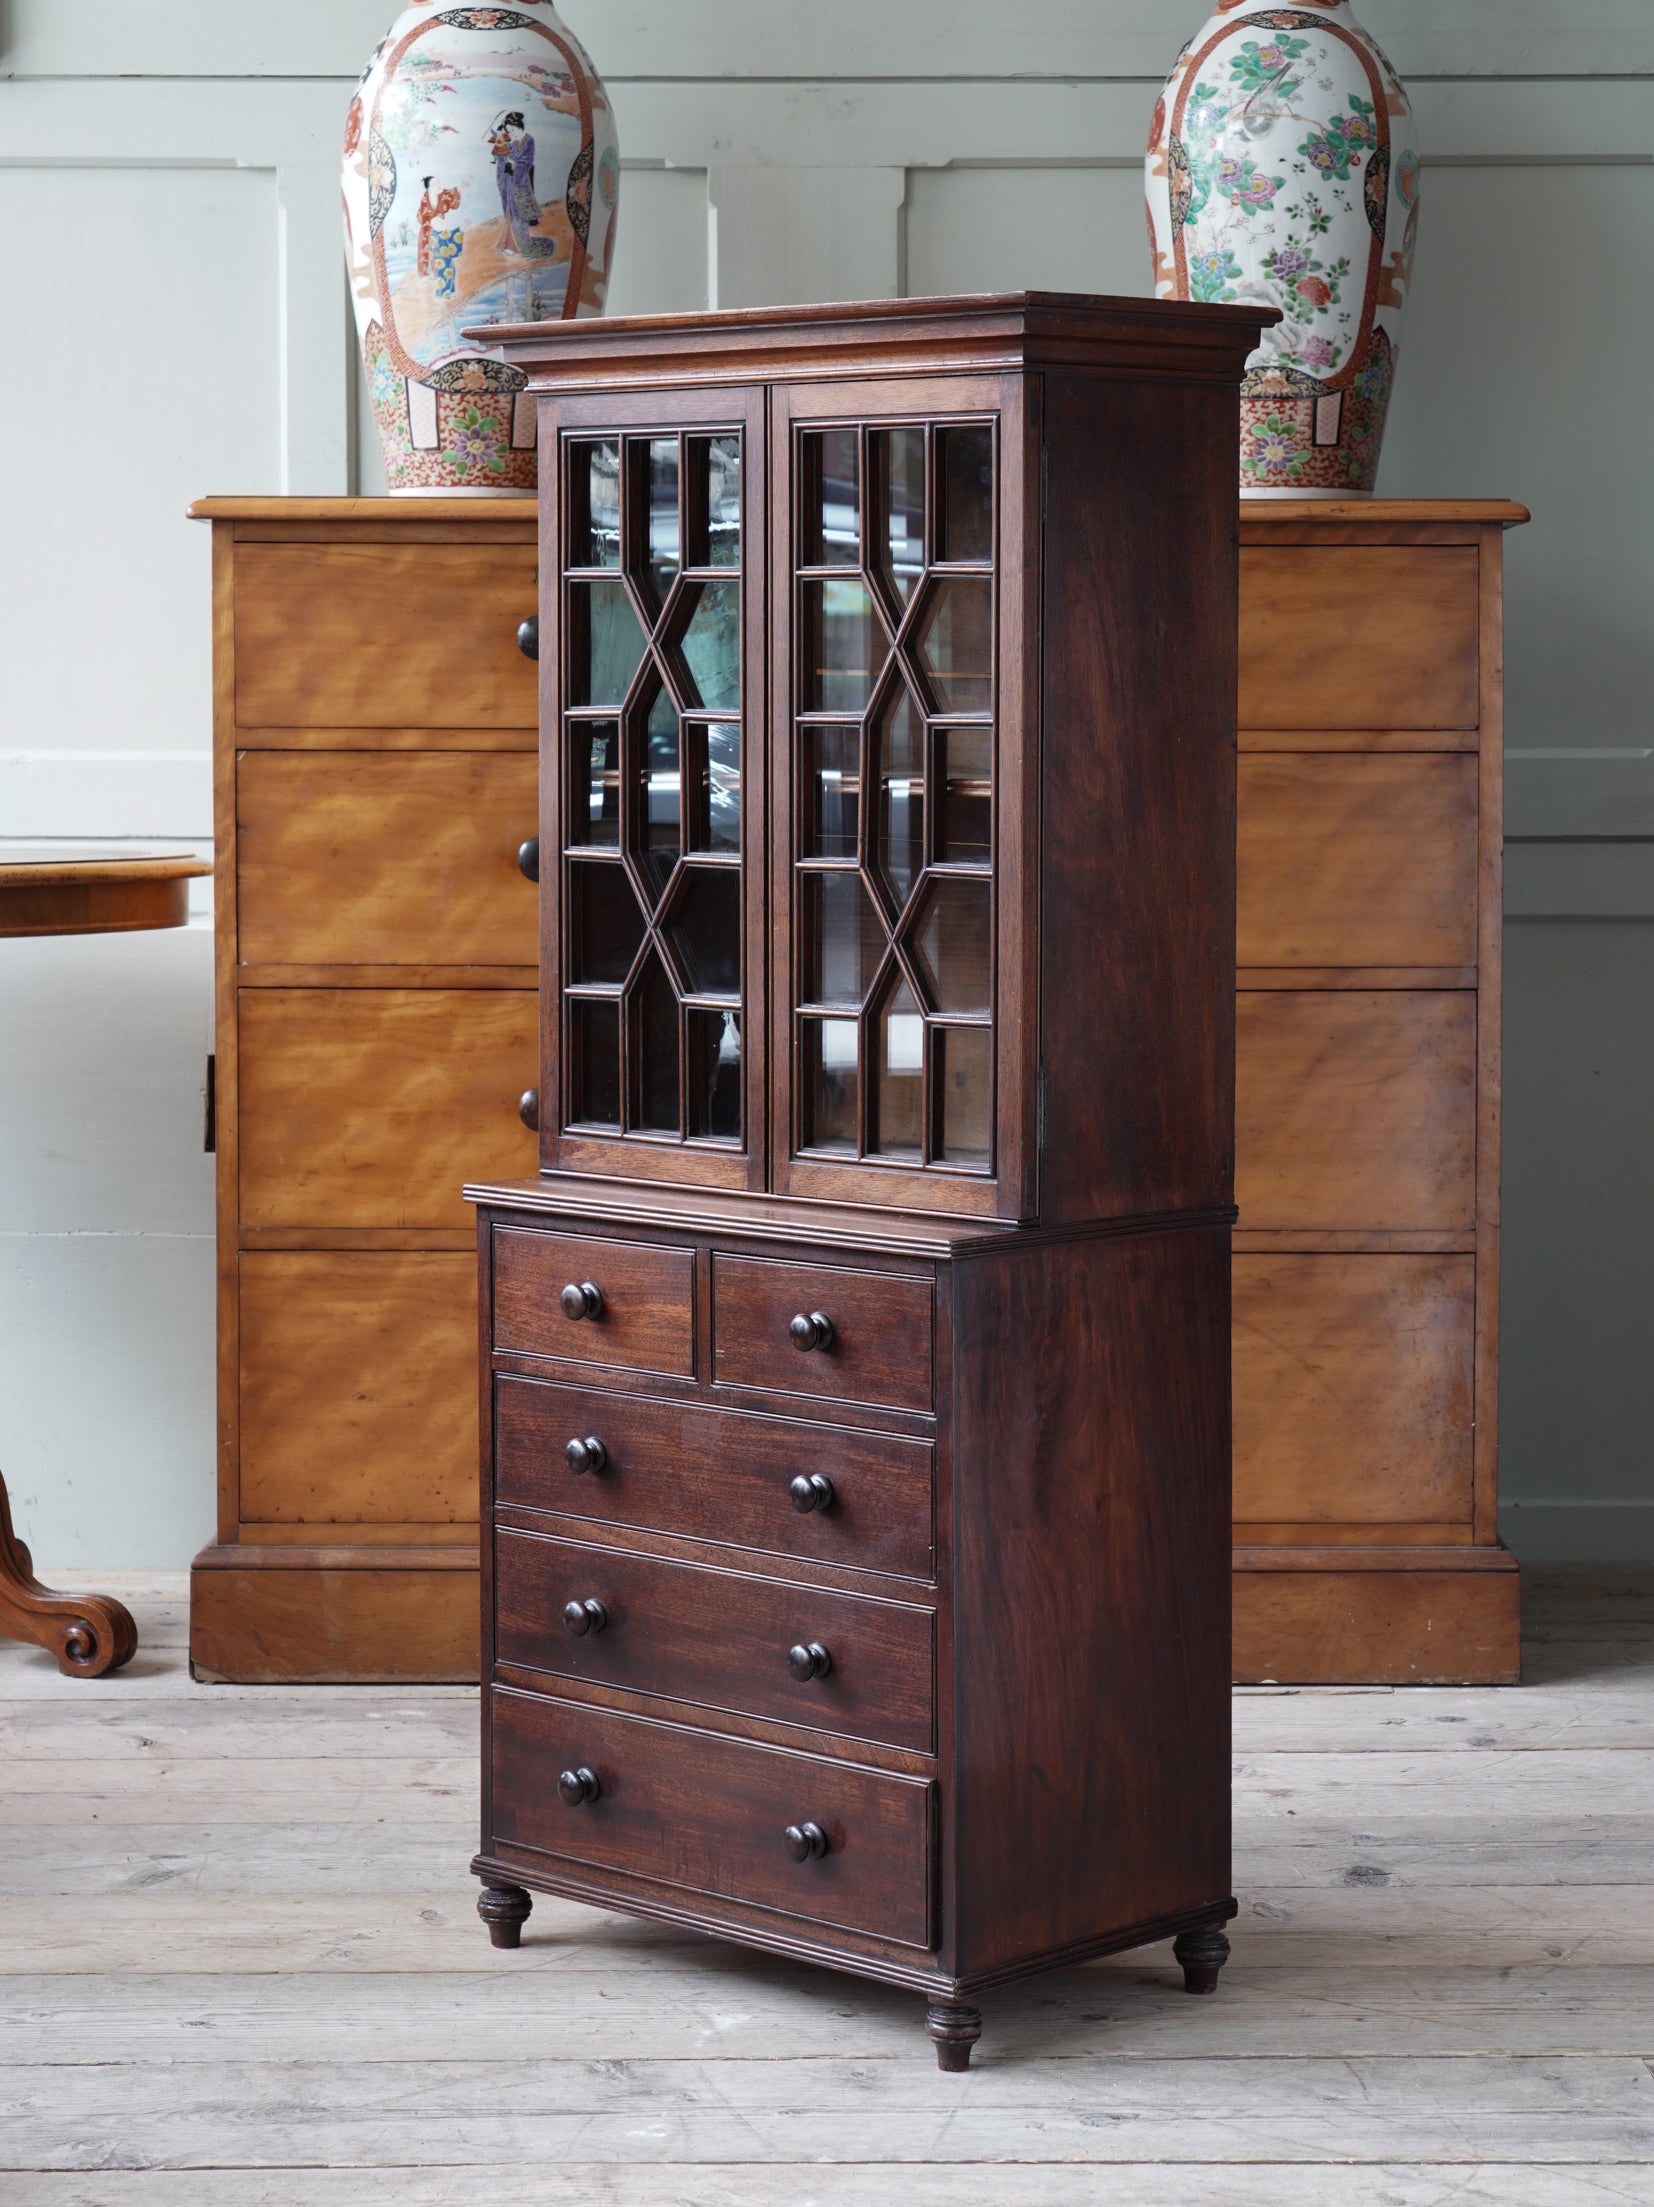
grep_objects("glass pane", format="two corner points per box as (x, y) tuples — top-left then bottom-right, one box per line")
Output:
(680, 580), (741, 713)
(873, 976), (925, 1161)
(938, 424), (994, 564)
(689, 435), (742, 569)
(569, 998), (621, 1126)
(873, 685), (926, 911)
(568, 720), (620, 846)
(913, 876), (991, 1015)
(802, 1018), (858, 1153)
(801, 577), (881, 714)
(916, 576), (993, 715)
(803, 871), (884, 1008)
(569, 579), (646, 708)
(633, 950), (680, 1134)
(685, 722), (741, 855)
(802, 725), (860, 860)
(801, 427), (860, 567)
(936, 1024), (992, 1168)
(873, 426), (926, 605)
(938, 726), (992, 865)
(646, 436), (680, 601)
(687, 1009), (742, 1141)
(569, 439), (621, 568)
(670, 867), (741, 997)
(637, 683), (680, 901)
(569, 860), (643, 985)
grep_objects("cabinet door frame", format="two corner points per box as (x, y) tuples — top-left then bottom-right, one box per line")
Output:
(535, 384), (769, 1192)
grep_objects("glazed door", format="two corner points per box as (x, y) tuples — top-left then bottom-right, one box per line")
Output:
(538, 386), (767, 1190)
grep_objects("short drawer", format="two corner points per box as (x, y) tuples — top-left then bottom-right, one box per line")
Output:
(495, 1376), (934, 1579)
(490, 1685), (934, 1946)
(712, 1255), (933, 1412)
(493, 1228), (695, 1377)
(496, 1528), (935, 1752)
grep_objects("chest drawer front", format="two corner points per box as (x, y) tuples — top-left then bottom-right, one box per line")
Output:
(493, 1228), (695, 1377)
(495, 1376), (935, 1580)
(496, 1528), (935, 1752)
(1239, 547), (1480, 732)
(712, 1256), (934, 1412)
(490, 1686), (934, 1947)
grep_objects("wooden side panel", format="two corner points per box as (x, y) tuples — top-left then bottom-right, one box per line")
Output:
(1239, 547), (1479, 730)
(1233, 1555), (1520, 1686)
(234, 545), (539, 729)
(1234, 1255), (1474, 1527)
(1237, 754), (1478, 969)
(1237, 991), (1477, 1233)
(191, 1554), (480, 1684)
(239, 1251), (478, 1526)
(237, 752), (539, 967)
(238, 989), (538, 1228)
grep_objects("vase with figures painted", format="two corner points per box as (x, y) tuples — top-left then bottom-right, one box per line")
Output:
(1146, 0), (1419, 496)
(342, 2), (620, 494)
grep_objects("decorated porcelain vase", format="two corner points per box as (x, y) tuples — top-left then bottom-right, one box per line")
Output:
(1146, 0), (1419, 496)
(343, 2), (619, 494)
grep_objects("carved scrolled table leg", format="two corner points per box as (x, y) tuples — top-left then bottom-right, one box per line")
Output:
(477, 1884), (534, 1949)
(1173, 1924), (1232, 1995)
(925, 1999), (984, 2072)
(0, 1474), (137, 1678)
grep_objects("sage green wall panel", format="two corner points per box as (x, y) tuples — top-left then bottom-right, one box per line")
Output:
(905, 167), (1148, 301)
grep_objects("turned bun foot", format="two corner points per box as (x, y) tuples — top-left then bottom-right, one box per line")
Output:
(1174, 1925), (1231, 1995)
(477, 1884), (533, 1949)
(925, 1999), (984, 2071)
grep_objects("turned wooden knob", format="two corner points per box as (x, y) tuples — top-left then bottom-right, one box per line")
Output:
(565, 1436), (608, 1476)
(517, 616), (539, 660)
(789, 1311), (835, 1354)
(561, 1282), (604, 1321)
(517, 837), (540, 882)
(558, 1766), (601, 1806)
(518, 1089), (540, 1131)
(783, 1821), (830, 1862)
(788, 1473), (835, 1514)
(562, 1598), (608, 1638)
(787, 1641), (832, 1682)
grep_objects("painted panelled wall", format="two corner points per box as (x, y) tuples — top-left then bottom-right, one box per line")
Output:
(1, 1), (1650, 1566)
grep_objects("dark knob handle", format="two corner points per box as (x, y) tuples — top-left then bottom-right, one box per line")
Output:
(558, 1766), (601, 1806)
(789, 1311), (836, 1354)
(783, 1821), (830, 1863)
(561, 1281), (604, 1321)
(518, 1089), (540, 1131)
(562, 1598), (609, 1638)
(788, 1473), (835, 1515)
(565, 1436), (608, 1476)
(517, 616), (539, 660)
(517, 837), (540, 882)
(787, 1641), (833, 1683)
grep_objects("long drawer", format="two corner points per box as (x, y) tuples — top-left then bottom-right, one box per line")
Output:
(495, 1527), (936, 1751)
(495, 1374), (935, 1580)
(489, 1685), (934, 1946)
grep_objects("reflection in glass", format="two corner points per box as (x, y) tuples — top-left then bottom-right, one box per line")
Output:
(873, 976), (925, 1160)
(914, 876), (991, 1015)
(804, 871), (885, 1008)
(801, 577), (881, 713)
(874, 685), (926, 910)
(570, 998), (621, 1127)
(689, 435), (742, 569)
(688, 1009), (742, 1141)
(938, 424), (994, 564)
(568, 720), (620, 845)
(916, 575), (993, 714)
(569, 579), (646, 707)
(938, 726), (993, 864)
(646, 436), (681, 601)
(801, 427), (860, 567)
(570, 860), (644, 985)
(802, 725), (860, 859)
(670, 867), (742, 997)
(936, 1024), (992, 1168)
(638, 684), (680, 899)
(873, 425), (926, 604)
(802, 1018), (858, 1153)
(635, 950), (680, 1133)
(686, 722), (741, 854)
(680, 580), (741, 713)
(569, 439), (621, 567)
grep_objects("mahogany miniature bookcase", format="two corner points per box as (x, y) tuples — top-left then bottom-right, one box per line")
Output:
(464, 292), (1270, 2067)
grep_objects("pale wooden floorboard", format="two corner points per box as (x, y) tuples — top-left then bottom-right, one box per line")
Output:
(0, 1568), (1650, 2197)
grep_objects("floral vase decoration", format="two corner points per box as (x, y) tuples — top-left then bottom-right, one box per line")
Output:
(1146, 0), (1420, 497)
(342, 2), (620, 495)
